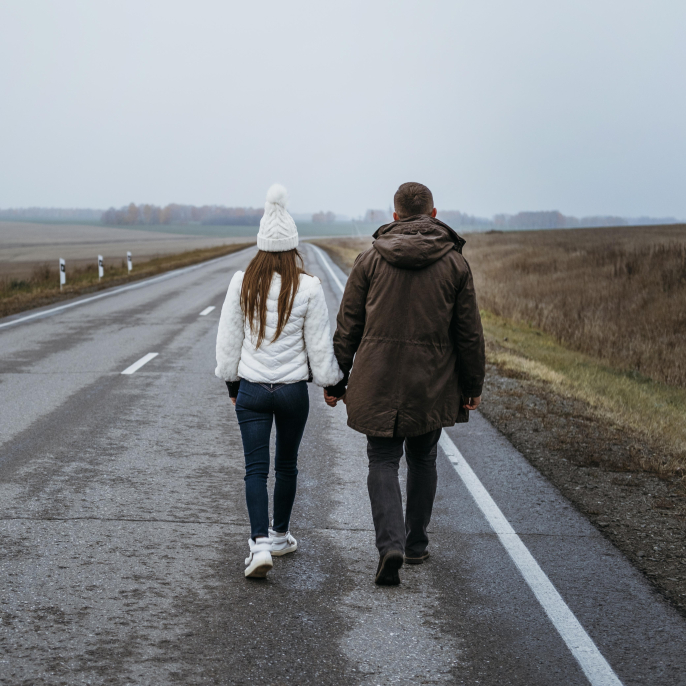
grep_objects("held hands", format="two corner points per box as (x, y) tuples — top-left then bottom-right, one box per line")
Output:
(462, 396), (481, 411)
(324, 389), (346, 407)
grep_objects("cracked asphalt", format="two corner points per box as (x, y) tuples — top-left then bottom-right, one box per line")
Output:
(1, 244), (685, 685)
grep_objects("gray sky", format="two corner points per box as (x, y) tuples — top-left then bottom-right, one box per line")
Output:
(1, 1), (684, 218)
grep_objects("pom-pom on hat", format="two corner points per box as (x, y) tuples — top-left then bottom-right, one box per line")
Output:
(256, 184), (299, 252)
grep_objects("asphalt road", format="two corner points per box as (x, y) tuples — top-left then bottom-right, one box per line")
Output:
(0, 243), (684, 686)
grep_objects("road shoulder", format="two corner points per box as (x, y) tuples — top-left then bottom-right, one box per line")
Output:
(481, 360), (686, 617)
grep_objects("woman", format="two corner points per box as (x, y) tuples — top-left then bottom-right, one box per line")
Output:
(215, 184), (343, 578)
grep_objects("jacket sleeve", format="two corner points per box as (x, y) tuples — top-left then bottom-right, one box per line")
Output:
(215, 271), (245, 382)
(332, 252), (370, 382)
(452, 259), (485, 398)
(303, 280), (344, 387)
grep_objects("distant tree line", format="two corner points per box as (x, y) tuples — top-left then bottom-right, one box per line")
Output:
(312, 211), (336, 224)
(364, 209), (491, 227)
(0, 207), (103, 221)
(493, 211), (679, 230)
(101, 203), (264, 226)
(362, 208), (680, 231)
(364, 209), (392, 223)
(1, 205), (679, 231)
(437, 210), (491, 227)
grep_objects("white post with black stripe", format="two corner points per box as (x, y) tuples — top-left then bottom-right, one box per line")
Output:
(127, 251), (132, 272)
(59, 258), (66, 290)
(98, 255), (104, 280)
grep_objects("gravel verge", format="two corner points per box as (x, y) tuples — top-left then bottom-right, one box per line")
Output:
(481, 358), (686, 617)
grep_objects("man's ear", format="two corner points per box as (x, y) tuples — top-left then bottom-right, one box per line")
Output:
(431, 208), (437, 218)
(393, 211), (400, 221)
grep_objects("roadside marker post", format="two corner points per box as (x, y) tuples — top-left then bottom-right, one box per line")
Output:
(0, 246), (255, 332)
(59, 259), (66, 290)
(98, 255), (104, 280)
(127, 251), (132, 272)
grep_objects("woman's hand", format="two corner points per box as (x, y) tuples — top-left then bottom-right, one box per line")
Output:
(231, 397), (237, 406)
(324, 390), (345, 407)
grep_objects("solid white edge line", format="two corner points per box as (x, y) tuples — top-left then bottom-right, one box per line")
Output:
(438, 433), (623, 686)
(309, 243), (345, 294)
(314, 242), (623, 686)
(121, 352), (159, 375)
(0, 246), (255, 331)
(199, 306), (216, 316)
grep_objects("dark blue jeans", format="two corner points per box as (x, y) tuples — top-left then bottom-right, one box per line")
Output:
(235, 380), (309, 540)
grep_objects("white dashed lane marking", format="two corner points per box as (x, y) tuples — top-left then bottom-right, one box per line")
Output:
(121, 353), (159, 375)
(199, 306), (216, 316)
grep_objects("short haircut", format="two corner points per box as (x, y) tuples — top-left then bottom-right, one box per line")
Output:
(394, 182), (434, 218)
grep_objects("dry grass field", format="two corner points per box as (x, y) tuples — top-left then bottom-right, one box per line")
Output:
(314, 224), (686, 388)
(313, 225), (686, 475)
(469, 225), (686, 388)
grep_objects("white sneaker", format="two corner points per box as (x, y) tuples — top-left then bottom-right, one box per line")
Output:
(244, 538), (273, 578)
(268, 528), (298, 556)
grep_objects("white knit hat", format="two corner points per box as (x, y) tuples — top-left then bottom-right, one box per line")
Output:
(256, 184), (298, 252)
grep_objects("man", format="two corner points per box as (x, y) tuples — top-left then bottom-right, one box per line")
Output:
(324, 182), (485, 585)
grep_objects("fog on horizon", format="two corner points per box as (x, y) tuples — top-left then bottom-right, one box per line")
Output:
(1, 0), (684, 219)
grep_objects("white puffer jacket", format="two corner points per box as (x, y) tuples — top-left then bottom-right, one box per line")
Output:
(215, 271), (343, 387)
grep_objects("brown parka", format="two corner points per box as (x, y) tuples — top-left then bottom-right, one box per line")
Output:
(331, 215), (485, 438)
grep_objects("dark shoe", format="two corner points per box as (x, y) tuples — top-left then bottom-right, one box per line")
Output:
(404, 550), (430, 565)
(375, 550), (404, 585)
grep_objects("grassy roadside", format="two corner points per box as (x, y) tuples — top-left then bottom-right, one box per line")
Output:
(311, 238), (370, 274)
(312, 238), (686, 478)
(0, 243), (252, 319)
(482, 312), (686, 477)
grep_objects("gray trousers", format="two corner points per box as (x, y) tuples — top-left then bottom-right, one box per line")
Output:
(366, 429), (441, 557)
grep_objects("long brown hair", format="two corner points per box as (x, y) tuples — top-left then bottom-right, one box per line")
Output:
(240, 249), (306, 348)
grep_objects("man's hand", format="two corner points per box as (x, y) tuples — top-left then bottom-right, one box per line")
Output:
(463, 395), (481, 411)
(324, 389), (345, 407)
(231, 397), (237, 406)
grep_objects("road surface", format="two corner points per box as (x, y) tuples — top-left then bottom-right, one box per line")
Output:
(0, 243), (684, 685)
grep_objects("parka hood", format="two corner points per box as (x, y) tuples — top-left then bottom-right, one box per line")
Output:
(372, 216), (466, 270)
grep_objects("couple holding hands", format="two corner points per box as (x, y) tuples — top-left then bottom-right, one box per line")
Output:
(215, 181), (485, 584)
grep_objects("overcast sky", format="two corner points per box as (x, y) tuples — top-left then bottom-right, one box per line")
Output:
(1, 1), (684, 218)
